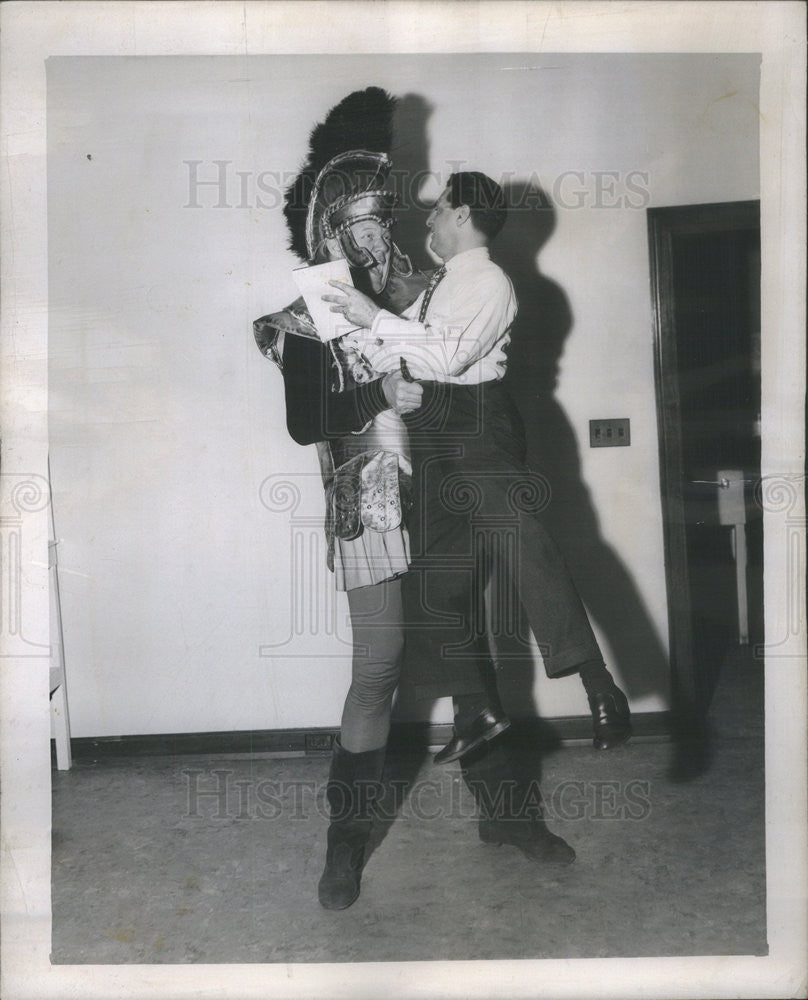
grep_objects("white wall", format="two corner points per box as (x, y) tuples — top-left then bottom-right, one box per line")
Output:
(48, 53), (760, 737)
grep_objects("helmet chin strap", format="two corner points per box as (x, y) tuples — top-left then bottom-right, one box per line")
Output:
(354, 247), (392, 292)
(335, 219), (391, 270)
(338, 241), (392, 295)
(336, 235), (376, 270)
(390, 243), (413, 278)
(321, 227), (410, 295)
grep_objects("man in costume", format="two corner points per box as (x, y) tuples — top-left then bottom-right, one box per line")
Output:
(254, 88), (430, 909)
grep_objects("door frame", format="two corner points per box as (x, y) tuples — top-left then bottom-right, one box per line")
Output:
(647, 200), (760, 711)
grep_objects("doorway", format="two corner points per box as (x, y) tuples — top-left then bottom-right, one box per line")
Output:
(648, 201), (762, 724)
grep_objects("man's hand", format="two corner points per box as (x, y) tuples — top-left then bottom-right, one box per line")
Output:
(323, 281), (381, 329)
(382, 371), (423, 415)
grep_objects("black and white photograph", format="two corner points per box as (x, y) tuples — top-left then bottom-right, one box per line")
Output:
(1, 3), (805, 999)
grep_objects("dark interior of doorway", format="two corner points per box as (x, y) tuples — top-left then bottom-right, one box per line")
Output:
(648, 200), (762, 756)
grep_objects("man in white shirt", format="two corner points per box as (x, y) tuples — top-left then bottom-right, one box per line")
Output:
(326, 172), (631, 864)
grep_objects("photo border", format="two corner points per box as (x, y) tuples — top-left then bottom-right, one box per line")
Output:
(1, 2), (805, 998)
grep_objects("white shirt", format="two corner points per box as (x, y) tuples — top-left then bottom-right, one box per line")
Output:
(348, 246), (517, 384)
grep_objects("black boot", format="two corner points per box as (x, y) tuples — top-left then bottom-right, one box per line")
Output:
(318, 739), (385, 910)
(460, 740), (575, 866)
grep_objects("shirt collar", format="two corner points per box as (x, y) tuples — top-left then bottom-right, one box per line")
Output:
(444, 246), (491, 272)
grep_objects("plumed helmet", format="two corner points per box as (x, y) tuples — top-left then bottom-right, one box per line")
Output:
(283, 87), (407, 271)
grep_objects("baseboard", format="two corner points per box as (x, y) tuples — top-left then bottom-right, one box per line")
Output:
(58, 712), (674, 762)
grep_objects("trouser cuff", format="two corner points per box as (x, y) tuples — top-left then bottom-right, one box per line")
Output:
(542, 641), (604, 678)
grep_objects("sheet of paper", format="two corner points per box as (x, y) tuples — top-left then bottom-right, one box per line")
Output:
(292, 259), (360, 341)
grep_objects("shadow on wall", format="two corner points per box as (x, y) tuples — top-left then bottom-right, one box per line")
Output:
(490, 180), (671, 712)
(390, 92), (434, 272)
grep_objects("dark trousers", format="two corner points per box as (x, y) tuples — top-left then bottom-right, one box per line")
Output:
(402, 380), (602, 699)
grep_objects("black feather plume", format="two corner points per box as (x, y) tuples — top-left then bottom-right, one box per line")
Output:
(284, 87), (396, 261)
(309, 87), (394, 169)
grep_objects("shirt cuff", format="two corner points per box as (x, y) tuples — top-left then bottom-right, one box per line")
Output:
(355, 376), (389, 424)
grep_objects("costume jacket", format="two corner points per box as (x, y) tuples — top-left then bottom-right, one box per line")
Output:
(254, 269), (430, 573)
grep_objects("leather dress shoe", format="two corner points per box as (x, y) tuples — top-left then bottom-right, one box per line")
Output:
(588, 687), (632, 750)
(434, 708), (511, 765)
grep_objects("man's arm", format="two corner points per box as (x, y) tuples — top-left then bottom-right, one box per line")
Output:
(282, 333), (421, 445)
(326, 271), (516, 381)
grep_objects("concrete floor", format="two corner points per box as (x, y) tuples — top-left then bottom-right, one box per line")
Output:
(51, 650), (766, 964)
